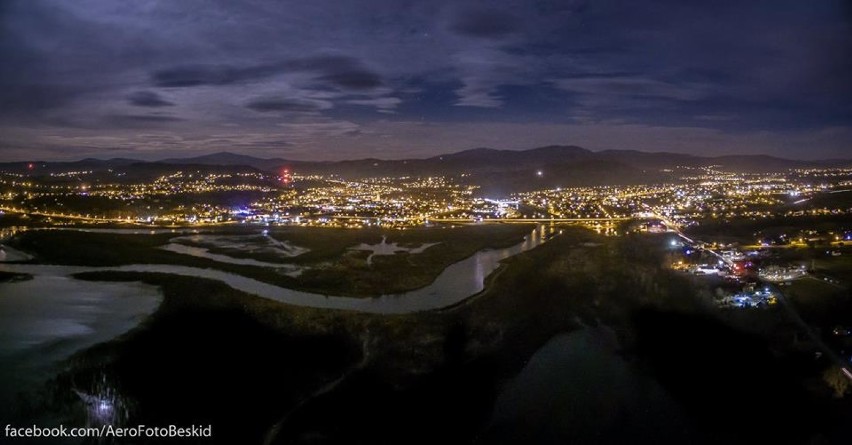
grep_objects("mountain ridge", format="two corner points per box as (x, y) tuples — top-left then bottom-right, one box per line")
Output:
(3, 146), (848, 194)
(6, 145), (848, 170)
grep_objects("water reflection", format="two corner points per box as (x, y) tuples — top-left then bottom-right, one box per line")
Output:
(0, 244), (32, 262)
(350, 236), (438, 265)
(0, 226), (32, 261)
(0, 277), (161, 422)
(483, 328), (694, 444)
(74, 374), (131, 427)
(0, 225), (27, 241)
(161, 243), (305, 276)
(474, 252), (484, 289)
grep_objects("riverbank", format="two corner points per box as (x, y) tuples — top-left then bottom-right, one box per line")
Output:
(0, 271), (30, 282)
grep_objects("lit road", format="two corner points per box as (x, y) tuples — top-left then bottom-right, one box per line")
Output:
(431, 217), (631, 223)
(0, 206), (148, 224)
(0, 207), (238, 227)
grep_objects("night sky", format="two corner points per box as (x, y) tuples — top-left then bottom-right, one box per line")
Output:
(1, 0), (851, 161)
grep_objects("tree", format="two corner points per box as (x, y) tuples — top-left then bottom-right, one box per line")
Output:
(822, 365), (851, 398)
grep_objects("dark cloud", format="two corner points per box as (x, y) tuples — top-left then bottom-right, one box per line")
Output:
(111, 115), (182, 122)
(231, 139), (294, 149)
(289, 55), (383, 90)
(246, 98), (325, 113)
(127, 91), (174, 107)
(450, 9), (519, 39)
(151, 64), (280, 87)
(287, 55), (360, 72)
(151, 55), (382, 90)
(317, 70), (382, 90)
(0, 85), (83, 118)
(105, 114), (184, 128)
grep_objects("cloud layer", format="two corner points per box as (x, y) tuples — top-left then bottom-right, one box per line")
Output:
(1, 0), (850, 160)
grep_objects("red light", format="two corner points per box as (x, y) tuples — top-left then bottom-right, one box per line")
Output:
(27, 163), (34, 170)
(280, 168), (293, 185)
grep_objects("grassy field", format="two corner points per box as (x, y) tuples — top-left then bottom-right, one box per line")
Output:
(684, 215), (851, 245)
(811, 253), (852, 277)
(791, 190), (852, 211)
(173, 223), (533, 263)
(784, 277), (852, 329)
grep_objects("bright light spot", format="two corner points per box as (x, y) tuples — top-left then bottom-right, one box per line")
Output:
(536, 170), (543, 177)
(97, 400), (113, 414)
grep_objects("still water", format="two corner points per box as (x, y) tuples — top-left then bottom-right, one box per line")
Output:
(161, 242), (306, 275)
(0, 276), (162, 421)
(484, 328), (695, 444)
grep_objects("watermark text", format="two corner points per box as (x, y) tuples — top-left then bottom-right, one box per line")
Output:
(5, 424), (212, 440)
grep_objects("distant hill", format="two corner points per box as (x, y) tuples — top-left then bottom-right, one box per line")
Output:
(0, 158), (272, 185)
(156, 145), (836, 175)
(2, 145), (849, 194)
(264, 145), (844, 192)
(160, 151), (287, 170)
(0, 157), (141, 175)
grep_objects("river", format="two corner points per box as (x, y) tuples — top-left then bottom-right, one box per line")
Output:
(0, 224), (550, 314)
